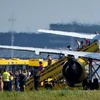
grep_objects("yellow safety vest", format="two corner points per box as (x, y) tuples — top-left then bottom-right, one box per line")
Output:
(3, 72), (10, 82)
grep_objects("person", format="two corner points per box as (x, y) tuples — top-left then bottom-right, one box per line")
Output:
(33, 64), (40, 91)
(0, 73), (3, 91)
(58, 48), (64, 59)
(75, 39), (85, 49)
(38, 61), (44, 72)
(2, 69), (10, 91)
(47, 55), (52, 66)
(18, 70), (26, 91)
(80, 41), (85, 49)
(84, 38), (90, 46)
(23, 69), (28, 81)
(75, 39), (80, 49)
(14, 71), (20, 91)
(34, 73), (40, 91)
(27, 69), (31, 79)
(59, 52), (64, 59)
(30, 68), (34, 76)
(67, 45), (72, 51)
(33, 61), (44, 91)
(9, 71), (14, 91)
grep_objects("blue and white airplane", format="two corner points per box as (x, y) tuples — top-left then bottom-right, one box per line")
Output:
(0, 29), (100, 87)
(37, 29), (100, 59)
(37, 29), (100, 86)
(0, 29), (100, 60)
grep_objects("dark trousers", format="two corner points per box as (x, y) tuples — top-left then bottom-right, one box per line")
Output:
(19, 81), (25, 91)
(3, 81), (10, 91)
(9, 81), (13, 91)
(34, 75), (40, 91)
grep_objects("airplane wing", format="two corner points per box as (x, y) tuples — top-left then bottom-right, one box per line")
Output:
(38, 29), (100, 40)
(0, 45), (100, 60)
(0, 45), (63, 55)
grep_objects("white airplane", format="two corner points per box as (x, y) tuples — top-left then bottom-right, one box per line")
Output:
(37, 29), (100, 87)
(0, 29), (100, 87)
(0, 29), (99, 59)
(37, 29), (100, 55)
(38, 29), (100, 49)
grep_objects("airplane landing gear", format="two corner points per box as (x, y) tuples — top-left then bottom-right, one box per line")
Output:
(82, 58), (100, 90)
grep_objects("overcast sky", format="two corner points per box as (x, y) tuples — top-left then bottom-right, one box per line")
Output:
(0, 0), (100, 32)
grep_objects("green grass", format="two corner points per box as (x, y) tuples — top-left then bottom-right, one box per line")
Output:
(0, 90), (100, 100)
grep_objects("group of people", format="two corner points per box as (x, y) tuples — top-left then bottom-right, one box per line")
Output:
(0, 69), (31, 92)
(65, 38), (91, 51)
(75, 38), (90, 50)
(0, 54), (53, 92)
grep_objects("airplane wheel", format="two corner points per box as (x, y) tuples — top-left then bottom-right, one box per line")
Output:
(88, 80), (94, 90)
(45, 84), (53, 90)
(93, 78), (99, 90)
(82, 78), (88, 90)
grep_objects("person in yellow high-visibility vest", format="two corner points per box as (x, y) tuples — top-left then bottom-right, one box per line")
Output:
(2, 69), (10, 91)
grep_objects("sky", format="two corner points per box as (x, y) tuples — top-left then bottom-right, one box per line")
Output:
(0, 0), (100, 32)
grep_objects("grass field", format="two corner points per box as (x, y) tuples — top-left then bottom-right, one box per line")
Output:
(0, 90), (100, 100)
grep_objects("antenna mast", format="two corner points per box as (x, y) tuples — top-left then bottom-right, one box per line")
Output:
(8, 15), (16, 58)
